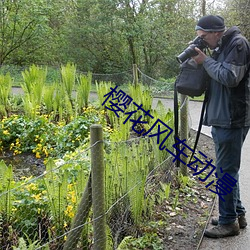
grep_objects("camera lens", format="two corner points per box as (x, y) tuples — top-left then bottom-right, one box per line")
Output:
(176, 44), (198, 63)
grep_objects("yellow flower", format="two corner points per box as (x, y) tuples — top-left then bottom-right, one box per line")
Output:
(43, 147), (49, 157)
(26, 183), (37, 191)
(14, 149), (22, 155)
(65, 205), (74, 218)
(71, 195), (76, 204)
(12, 207), (17, 212)
(36, 152), (41, 159)
(3, 130), (9, 135)
(32, 193), (42, 201)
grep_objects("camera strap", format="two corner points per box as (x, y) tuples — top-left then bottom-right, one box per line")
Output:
(174, 85), (208, 168)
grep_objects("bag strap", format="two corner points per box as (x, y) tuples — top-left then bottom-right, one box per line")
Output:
(188, 91), (208, 164)
(174, 81), (208, 167)
(174, 80), (180, 168)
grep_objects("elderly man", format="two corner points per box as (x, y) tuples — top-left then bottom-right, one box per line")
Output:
(192, 15), (250, 238)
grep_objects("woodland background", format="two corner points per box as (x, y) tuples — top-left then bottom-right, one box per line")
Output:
(0, 0), (249, 81)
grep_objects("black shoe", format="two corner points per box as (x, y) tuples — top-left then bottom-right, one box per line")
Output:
(204, 222), (240, 238)
(211, 215), (247, 229)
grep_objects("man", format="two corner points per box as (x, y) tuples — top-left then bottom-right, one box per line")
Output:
(192, 15), (250, 238)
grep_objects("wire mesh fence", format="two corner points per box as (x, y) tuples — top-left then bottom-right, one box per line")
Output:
(0, 124), (178, 249)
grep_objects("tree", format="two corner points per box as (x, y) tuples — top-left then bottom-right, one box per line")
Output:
(220, 0), (250, 39)
(0, 0), (50, 65)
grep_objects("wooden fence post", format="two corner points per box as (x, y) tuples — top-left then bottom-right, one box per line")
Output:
(180, 94), (189, 176)
(91, 124), (106, 250)
(133, 64), (138, 86)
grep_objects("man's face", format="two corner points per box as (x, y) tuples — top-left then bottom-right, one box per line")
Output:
(196, 30), (222, 49)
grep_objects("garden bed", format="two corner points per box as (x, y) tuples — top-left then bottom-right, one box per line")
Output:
(0, 129), (215, 250)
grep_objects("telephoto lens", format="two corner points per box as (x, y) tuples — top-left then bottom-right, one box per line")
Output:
(176, 36), (208, 63)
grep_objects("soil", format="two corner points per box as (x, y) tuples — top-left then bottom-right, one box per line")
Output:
(0, 152), (45, 180)
(158, 130), (216, 250)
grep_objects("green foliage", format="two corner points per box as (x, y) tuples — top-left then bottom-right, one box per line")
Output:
(117, 233), (163, 250)
(0, 110), (101, 157)
(43, 85), (56, 113)
(21, 65), (47, 118)
(0, 73), (12, 116)
(96, 81), (113, 109)
(0, 77), (180, 248)
(0, 150), (91, 248)
(172, 190), (180, 210)
(12, 176), (48, 240)
(0, 161), (14, 222)
(148, 100), (175, 163)
(43, 159), (68, 229)
(128, 83), (153, 123)
(159, 182), (171, 201)
(178, 172), (191, 189)
(76, 72), (92, 110)
(0, 0), (228, 78)
(105, 135), (155, 228)
(13, 235), (47, 250)
(61, 63), (76, 100)
(0, 0), (52, 65)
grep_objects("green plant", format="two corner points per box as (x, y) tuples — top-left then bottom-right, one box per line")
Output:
(76, 72), (92, 110)
(60, 62), (76, 102)
(0, 108), (103, 158)
(21, 65), (47, 118)
(128, 83), (153, 123)
(178, 172), (190, 189)
(148, 100), (175, 163)
(117, 233), (163, 250)
(159, 182), (171, 202)
(12, 176), (49, 241)
(0, 73), (12, 116)
(105, 136), (154, 236)
(43, 159), (69, 218)
(0, 161), (15, 222)
(43, 84), (56, 114)
(172, 190), (180, 210)
(13, 233), (49, 250)
(96, 81), (113, 109)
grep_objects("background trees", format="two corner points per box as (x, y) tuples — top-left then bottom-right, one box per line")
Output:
(0, 0), (247, 80)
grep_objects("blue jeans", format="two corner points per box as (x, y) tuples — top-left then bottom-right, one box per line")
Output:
(211, 126), (249, 225)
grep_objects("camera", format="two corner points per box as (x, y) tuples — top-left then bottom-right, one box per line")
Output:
(176, 36), (208, 63)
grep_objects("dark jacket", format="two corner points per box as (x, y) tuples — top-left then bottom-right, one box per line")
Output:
(203, 26), (250, 128)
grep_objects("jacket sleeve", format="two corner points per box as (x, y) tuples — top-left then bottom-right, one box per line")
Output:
(203, 37), (250, 87)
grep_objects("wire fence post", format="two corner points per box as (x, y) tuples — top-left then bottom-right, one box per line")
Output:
(63, 175), (92, 250)
(91, 124), (106, 250)
(180, 94), (188, 176)
(133, 64), (138, 86)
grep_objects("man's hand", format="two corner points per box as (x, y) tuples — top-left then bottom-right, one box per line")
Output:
(192, 47), (207, 64)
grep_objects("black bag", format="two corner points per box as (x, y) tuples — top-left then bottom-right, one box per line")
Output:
(175, 58), (208, 97)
